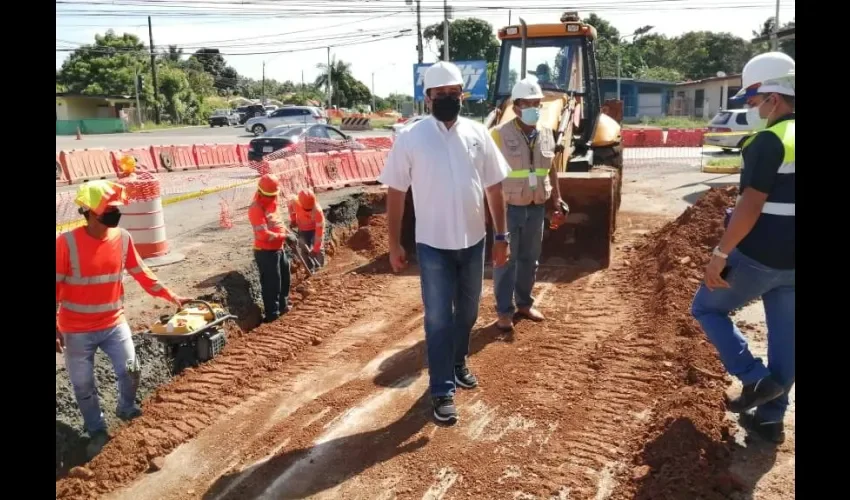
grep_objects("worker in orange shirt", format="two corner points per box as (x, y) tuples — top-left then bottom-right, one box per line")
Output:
(249, 174), (297, 322)
(287, 189), (326, 272)
(56, 181), (189, 458)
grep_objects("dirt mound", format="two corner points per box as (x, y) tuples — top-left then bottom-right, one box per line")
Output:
(348, 215), (390, 258)
(614, 186), (739, 499)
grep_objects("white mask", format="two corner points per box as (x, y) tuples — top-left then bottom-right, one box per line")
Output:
(746, 107), (766, 130)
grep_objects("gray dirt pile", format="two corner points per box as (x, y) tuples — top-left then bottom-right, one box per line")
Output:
(54, 190), (384, 482)
(613, 186), (741, 500)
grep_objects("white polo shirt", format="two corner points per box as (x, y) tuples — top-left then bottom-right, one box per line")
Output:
(379, 116), (510, 250)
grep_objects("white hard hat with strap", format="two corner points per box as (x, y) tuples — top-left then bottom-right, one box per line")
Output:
(732, 51), (795, 101)
(424, 61), (464, 92)
(511, 78), (545, 101)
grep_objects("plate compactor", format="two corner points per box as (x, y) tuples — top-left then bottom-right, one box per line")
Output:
(143, 300), (237, 374)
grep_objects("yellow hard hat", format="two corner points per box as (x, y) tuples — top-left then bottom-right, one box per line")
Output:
(75, 180), (127, 215)
(118, 155), (137, 175)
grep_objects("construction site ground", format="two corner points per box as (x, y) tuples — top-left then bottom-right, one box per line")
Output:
(55, 162), (794, 500)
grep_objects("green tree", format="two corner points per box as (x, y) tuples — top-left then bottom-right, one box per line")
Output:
(58, 30), (148, 95)
(753, 17), (795, 59)
(189, 48), (241, 92)
(315, 57), (372, 108)
(423, 18), (500, 63)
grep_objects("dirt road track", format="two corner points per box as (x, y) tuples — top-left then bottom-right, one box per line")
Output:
(57, 185), (790, 499)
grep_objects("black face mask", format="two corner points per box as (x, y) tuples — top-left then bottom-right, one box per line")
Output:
(431, 95), (461, 122)
(98, 210), (122, 228)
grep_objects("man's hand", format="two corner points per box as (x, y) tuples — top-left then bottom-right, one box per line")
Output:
(703, 255), (730, 291)
(389, 244), (407, 273)
(285, 232), (298, 245)
(172, 296), (192, 307)
(56, 329), (64, 354)
(492, 241), (510, 268)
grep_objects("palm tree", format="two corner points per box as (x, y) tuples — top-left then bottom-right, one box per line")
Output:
(315, 57), (353, 107)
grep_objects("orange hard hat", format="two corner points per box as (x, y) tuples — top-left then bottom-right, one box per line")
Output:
(257, 174), (281, 196)
(298, 189), (316, 209)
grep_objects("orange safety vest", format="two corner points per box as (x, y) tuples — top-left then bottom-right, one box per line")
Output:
(249, 198), (285, 251)
(287, 199), (325, 232)
(56, 227), (175, 333)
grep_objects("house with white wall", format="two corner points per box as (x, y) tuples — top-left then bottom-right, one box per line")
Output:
(668, 74), (743, 119)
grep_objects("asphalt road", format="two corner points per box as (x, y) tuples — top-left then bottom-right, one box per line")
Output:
(56, 124), (393, 152)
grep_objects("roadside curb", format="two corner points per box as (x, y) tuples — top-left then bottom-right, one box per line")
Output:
(701, 165), (741, 174)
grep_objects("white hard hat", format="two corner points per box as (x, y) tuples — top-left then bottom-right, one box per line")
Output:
(732, 51), (795, 101)
(511, 78), (545, 101)
(424, 61), (464, 92)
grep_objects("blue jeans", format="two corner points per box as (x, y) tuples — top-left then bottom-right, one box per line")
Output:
(492, 204), (546, 315)
(691, 249), (795, 422)
(63, 322), (140, 435)
(416, 238), (485, 397)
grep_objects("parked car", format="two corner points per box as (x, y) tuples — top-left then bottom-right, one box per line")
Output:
(245, 106), (328, 136)
(392, 115), (426, 136)
(247, 124), (362, 162)
(703, 109), (755, 152)
(209, 109), (239, 127)
(236, 104), (268, 125)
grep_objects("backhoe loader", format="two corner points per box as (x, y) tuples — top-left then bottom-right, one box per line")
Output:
(401, 12), (624, 269)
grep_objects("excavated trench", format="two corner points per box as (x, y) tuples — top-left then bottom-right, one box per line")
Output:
(55, 191), (385, 480)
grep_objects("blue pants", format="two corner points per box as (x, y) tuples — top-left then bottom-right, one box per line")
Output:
(691, 249), (795, 422)
(254, 249), (291, 321)
(300, 230), (315, 249)
(493, 204), (546, 315)
(63, 322), (140, 435)
(416, 238), (485, 397)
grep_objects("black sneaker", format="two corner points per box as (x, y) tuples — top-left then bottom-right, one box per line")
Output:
(454, 365), (479, 389)
(726, 376), (785, 414)
(432, 395), (458, 425)
(739, 412), (786, 444)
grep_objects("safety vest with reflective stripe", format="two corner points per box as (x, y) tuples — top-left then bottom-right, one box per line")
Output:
(56, 227), (130, 333)
(740, 119), (795, 217)
(288, 199), (324, 232)
(248, 199), (285, 251)
(491, 120), (554, 206)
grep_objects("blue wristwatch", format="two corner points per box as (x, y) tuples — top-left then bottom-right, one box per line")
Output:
(494, 232), (510, 244)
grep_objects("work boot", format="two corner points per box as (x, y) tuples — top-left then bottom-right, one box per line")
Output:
(517, 307), (545, 322)
(116, 406), (142, 422)
(739, 411), (786, 445)
(432, 395), (458, 425)
(496, 314), (514, 332)
(263, 314), (279, 324)
(454, 365), (479, 389)
(726, 376), (785, 414)
(86, 431), (110, 460)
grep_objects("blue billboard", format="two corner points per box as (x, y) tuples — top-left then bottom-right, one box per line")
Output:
(413, 60), (488, 102)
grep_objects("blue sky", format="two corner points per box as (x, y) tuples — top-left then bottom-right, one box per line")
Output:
(56, 0), (795, 97)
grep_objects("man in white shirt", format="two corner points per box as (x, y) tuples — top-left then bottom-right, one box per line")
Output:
(379, 61), (511, 425)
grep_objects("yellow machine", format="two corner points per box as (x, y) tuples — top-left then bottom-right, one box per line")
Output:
(146, 300), (236, 373)
(486, 11), (624, 268)
(400, 12), (624, 269)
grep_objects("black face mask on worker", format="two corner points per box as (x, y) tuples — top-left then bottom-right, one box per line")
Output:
(98, 210), (122, 228)
(431, 95), (461, 122)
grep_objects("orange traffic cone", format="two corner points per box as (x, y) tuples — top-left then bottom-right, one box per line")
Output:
(75, 127), (82, 140)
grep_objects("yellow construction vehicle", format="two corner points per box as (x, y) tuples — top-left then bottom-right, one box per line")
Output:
(400, 12), (623, 268)
(486, 11), (624, 268)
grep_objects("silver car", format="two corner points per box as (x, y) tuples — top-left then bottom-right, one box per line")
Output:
(245, 106), (328, 136)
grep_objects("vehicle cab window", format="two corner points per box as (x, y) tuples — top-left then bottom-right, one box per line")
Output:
(736, 112), (749, 126)
(326, 128), (347, 141)
(308, 126), (330, 139)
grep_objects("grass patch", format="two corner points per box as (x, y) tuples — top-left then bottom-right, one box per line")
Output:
(625, 116), (709, 129)
(706, 157), (741, 168)
(128, 121), (204, 133)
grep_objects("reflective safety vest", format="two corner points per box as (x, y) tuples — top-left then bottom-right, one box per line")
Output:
(248, 198), (285, 251)
(56, 227), (176, 333)
(491, 120), (555, 206)
(740, 119), (795, 216)
(287, 199), (325, 252)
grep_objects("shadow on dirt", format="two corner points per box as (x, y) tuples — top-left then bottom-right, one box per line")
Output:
(201, 392), (432, 500)
(631, 417), (777, 500)
(373, 323), (514, 389)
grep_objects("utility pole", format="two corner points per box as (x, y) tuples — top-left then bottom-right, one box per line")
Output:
(443, 0), (450, 61)
(261, 61), (266, 104)
(508, 10), (512, 25)
(148, 16), (161, 124)
(371, 72), (376, 112)
(772, 0), (781, 50)
(326, 47), (332, 109)
(133, 67), (143, 128)
(301, 70), (305, 91)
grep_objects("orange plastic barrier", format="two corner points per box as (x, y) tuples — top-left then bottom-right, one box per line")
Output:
(194, 143), (241, 169)
(151, 145), (197, 171)
(118, 176), (171, 259)
(236, 144), (250, 165)
(353, 150), (385, 180)
(664, 128), (706, 147)
(621, 129), (664, 148)
(56, 153), (70, 185)
(357, 137), (393, 149)
(111, 147), (159, 173)
(326, 150), (363, 186)
(59, 149), (119, 183)
(305, 152), (339, 190)
(268, 155), (311, 197)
